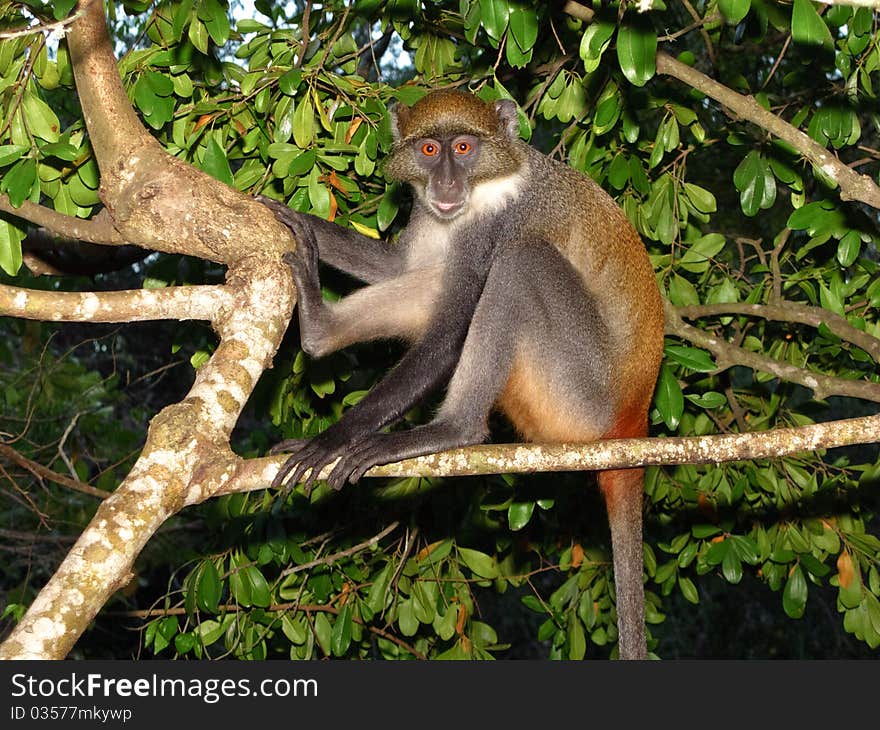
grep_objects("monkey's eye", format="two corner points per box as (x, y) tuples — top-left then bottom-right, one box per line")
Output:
(454, 141), (473, 155)
(421, 142), (439, 156)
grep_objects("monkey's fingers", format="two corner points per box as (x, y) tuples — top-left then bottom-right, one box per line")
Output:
(271, 453), (303, 491)
(268, 438), (309, 455)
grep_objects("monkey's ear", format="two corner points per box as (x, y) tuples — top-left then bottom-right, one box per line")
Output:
(389, 102), (410, 142)
(493, 99), (520, 139)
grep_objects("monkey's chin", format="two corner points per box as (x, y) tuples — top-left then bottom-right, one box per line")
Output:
(429, 200), (466, 220)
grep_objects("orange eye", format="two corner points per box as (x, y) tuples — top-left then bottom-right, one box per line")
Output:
(455, 141), (472, 154)
(421, 142), (439, 156)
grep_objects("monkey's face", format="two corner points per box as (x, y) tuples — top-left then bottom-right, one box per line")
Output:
(411, 134), (481, 220)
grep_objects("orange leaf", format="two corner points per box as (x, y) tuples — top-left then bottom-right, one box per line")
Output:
(328, 190), (338, 222)
(571, 543), (584, 569)
(697, 492), (716, 519)
(417, 540), (444, 561)
(455, 603), (468, 636)
(193, 113), (218, 132)
(837, 550), (854, 589)
(345, 116), (363, 144)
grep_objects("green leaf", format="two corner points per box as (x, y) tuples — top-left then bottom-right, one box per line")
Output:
(279, 69), (303, 96)
(1, 158), (37, 207)
(616, 20), (657, 87)
(293, 98), (315, 149)
(174, 632), (196, 655)
(664, 345), (717, 372)
(199, 0), (231, 46)
(686, 391), (727, 409)
(307, 168), (330, 218)
(22, 93), (60, 143)
(196, 560), (222, 613)
(654, 364), (684, 430)
(568, 618), (586, 660)
(791, 0), (833, 50)
(508, 6), (538, 52)
(377, 186), (400, 231)
(397, 597), (419, 636)
(679, 233), (726, 273)
(683, 184), (717, 214)
(52, 0), (77, 20)
(0, 218), (25, 276)
(678, 576), (699, 604)
(188, 19), (210, 54)
(508, 501), (535, 531)
(432, 604), (457, 641)
(579, 20), (616, 73)
(247, 565), (271, 608)
(783, 565), (808, 618)
(330, 604), (353, 656)
(313, 612), (332, 654)
(718, 0), (751, 25)
(733, 151), (776, 216)
(837, 229), (861, 267)
(458, 547), (499, 579)
(722, 547), (743, 584)
(0, 144), (27, 166)
(202, 138), (233, 186)
(667, 273), (700, 307)
(481, 0), (511, 41)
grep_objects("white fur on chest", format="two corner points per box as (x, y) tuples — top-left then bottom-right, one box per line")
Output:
(466, 173), (524, 219)
(405, 217), (453, 268)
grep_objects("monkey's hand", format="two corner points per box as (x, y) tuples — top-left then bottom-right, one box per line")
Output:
(312, 424), (478, 490)
(270, 424), (371, 494)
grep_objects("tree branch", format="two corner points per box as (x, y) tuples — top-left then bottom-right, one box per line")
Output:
(665, 301), (880, 402)
(219, 410), (880, 494)
(0, 443), (108, 500)
(0, 196), (124, 245)
(678, 301), (880, 363)
(0, 283), (233, 323)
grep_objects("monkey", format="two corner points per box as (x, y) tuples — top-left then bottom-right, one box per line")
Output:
(259, 90), (664, 660)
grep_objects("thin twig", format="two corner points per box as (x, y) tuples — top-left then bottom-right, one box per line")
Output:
(282, 521), (400, 576)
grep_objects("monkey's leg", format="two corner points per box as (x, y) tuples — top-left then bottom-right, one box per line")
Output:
(325, 248), (527, 486)
(260, 196), (405, 283)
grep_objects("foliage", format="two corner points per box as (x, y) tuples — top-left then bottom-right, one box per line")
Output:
(1, 0), (880, 658)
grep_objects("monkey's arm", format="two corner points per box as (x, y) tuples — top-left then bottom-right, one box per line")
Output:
(273, 237), (497, 493)
(258, 196), (405, 283)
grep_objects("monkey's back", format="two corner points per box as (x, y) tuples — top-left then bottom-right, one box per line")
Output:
(511, 148), (664, 439)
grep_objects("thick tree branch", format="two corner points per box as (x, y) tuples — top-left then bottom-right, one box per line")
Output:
(0, 283), (233, 323)
(563, 1), (880, 210)
(64, 0), (292, 266)
(219, 409), (880, 493)
(665, 301), (880, 402)
(66, 0), (157, 172)
(0, 196), (124, 245)
(678, 301), (880, 363)
(0, 264), (295, 660)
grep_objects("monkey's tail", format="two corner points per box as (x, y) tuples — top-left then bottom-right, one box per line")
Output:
(598, 467), (647, 660)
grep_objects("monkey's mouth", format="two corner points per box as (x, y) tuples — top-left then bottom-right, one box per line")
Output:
(431, 200), (464, 217)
